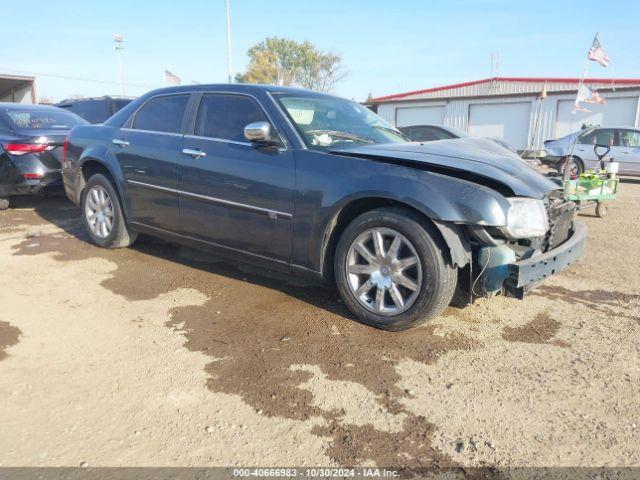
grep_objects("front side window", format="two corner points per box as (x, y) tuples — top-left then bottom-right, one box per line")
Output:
(275, 94), (408, 149)
(619, 130), (640, 148)
(195, 94), (270, 142)
(132, 95), (189, 133)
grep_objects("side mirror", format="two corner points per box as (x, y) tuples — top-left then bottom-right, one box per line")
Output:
(244, 121), (276, 145)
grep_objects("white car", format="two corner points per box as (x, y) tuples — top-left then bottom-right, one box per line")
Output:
(543, 126), (640, 176)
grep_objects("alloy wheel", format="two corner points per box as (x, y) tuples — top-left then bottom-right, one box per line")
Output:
(345, 227), (422, 316)
(85, 185), (114, 239)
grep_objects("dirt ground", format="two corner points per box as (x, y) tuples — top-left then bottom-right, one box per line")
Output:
(0, 180), (639, 469)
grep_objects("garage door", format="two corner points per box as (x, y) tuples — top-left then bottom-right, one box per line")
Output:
(396, 106), (445, 127)
(555, 96), (638, 138)
(468, 102), (532, 149)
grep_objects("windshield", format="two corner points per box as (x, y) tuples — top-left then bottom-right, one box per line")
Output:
(4, 109), (88, 130)
(275, 94), (408, 149)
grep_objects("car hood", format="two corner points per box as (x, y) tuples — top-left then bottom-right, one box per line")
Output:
(330, 137), (559, 199)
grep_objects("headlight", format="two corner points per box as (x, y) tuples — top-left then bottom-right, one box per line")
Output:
(502, 197), (549, 239)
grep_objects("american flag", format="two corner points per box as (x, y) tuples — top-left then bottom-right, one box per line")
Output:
(587, 33), (611, 67)
(165, 70), (181, 85)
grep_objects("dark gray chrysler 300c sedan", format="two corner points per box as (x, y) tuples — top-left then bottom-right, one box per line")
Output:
(61, 84), (586, 330)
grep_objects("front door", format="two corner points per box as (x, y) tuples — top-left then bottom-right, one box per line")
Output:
(113, 93), (190, 231)
(178, 93), (295, 264)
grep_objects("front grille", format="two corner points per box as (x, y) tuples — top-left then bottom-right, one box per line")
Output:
(544, 199), (576, 251)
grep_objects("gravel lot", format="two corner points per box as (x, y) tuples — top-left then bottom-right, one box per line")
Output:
(0, 180), (638, 468)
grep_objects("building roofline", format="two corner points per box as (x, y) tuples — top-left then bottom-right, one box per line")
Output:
(370, 77), (640, 103)
(0, 73), (36, 82)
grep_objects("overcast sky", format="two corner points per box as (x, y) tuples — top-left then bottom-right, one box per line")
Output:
(2, 0), (638, 102)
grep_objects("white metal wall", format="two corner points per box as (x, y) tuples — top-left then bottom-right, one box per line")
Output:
(378, 89), (640, 149)
(0, 84), (35, 103)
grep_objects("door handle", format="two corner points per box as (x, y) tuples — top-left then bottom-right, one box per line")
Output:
(112, 139), (130, 147)
(182, 148), (207, 158)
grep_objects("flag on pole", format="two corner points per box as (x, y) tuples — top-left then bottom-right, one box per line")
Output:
(587, 33), (611, 67)
(165, 70), (181, 85)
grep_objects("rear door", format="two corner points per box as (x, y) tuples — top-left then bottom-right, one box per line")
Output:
(113, 93), (191, 232)
(616, 129), (640, 175)
(178, 92), (295, 264)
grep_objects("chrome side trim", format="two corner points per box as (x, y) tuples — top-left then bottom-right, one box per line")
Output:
(291, 263), (321, 274)
(129, 221), (289, 266)
(126, 180), (292, 219)
(184, 134), (252, 147)
(120, 128), (184, 138)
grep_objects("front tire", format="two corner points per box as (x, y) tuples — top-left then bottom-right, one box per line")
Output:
(81, 174), (137, 248)
(0, 197), (9, 210)
(334, 208), (457, 331)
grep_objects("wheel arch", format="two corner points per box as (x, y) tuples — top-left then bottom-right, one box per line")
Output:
(77, 158), (129, 219)
(319, 196), (471, 283)
(559, 155), (584, 172)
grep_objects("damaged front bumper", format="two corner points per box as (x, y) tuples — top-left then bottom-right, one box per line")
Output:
(503, 222), (587, 298)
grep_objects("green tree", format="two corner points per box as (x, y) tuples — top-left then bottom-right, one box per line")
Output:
(236, 37), (347, 93)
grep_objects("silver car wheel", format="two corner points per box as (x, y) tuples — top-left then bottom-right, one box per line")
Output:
(85, 185), (114, 239)
(345, 227), (422, 316)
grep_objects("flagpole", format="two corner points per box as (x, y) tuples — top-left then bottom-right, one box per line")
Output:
(563, 35), (595, 181)
(225, 0), (233, 83)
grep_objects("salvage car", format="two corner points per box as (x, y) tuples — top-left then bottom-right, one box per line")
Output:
(0, 103), (88, 209)
(62, 85), (586, 330)
(544, 126), (640, 176)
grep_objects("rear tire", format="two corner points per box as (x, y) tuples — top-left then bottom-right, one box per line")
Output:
(81, 174), (137, 248)
(334, 207), (457, 331)
(560, 156), (584, 177)
(0, 197), (9, 210)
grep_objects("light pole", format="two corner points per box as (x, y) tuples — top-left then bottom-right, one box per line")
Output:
(114, 34), (125, 96)
(225, 0), (233, 83)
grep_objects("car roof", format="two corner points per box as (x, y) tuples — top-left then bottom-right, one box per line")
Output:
(57, 95), (135, 104)
(137, 83), (345, 100)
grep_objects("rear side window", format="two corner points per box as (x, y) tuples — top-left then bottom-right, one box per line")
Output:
(59, 99), (110, 124)
(132, 95), (189, 133)
(619, 130), (640, 148)
(195, 94), (269, 142)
